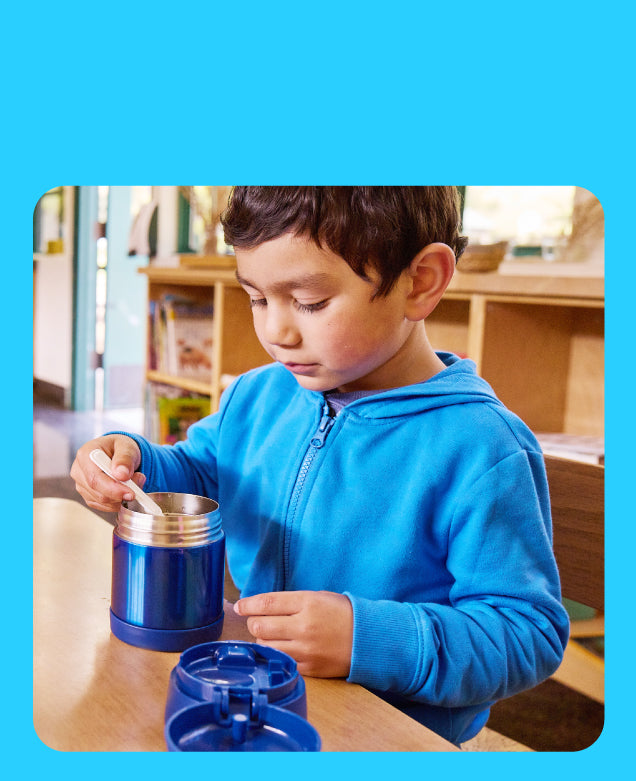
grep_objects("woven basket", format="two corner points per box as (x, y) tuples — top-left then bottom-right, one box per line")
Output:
(457, 241), (508, 273)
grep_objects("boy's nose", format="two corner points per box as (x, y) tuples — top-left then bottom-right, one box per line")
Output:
(264, 308), (301, 347)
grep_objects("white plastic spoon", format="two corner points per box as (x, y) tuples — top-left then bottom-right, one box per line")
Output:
(89, 449), (164, 516)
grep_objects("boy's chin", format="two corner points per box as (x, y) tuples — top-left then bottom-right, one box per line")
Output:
(287, 371), (334, 393)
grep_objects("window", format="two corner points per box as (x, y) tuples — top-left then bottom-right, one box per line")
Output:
(175, 186), (600, 265)
(461, 186), (578, 260)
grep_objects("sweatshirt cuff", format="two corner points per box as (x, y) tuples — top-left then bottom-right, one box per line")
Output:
(344, 592), (428, 695)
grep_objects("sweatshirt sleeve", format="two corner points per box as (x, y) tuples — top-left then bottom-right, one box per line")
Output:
(345, 450), (570, 708)
(108, 377), (241, 501)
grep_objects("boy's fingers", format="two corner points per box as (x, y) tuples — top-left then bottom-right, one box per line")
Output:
(69, 436), (143, 514)
(246, 615), (296, 641)
(86, 468), (132, 502)
(132, 472), (147, 488)
(234, 591), (305, 617)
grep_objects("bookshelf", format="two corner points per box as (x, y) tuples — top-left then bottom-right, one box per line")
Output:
(139, 262), (271, 422)
(140, 262), (604, 448)
(426, 270), (604, 439)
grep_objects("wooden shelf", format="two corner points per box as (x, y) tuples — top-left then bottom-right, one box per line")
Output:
(146, 370), (212, 396)
(447, 269), (604, 302)
(139, 266), (270, 417)
(140, 265), (604, 440)
(427, 270), (604, 437)
(139, 265), (239, 287)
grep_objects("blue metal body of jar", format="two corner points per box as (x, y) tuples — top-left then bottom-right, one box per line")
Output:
(110, 492), (225, 652)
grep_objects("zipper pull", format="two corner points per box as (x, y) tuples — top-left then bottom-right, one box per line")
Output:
(310, 412), (335, 448)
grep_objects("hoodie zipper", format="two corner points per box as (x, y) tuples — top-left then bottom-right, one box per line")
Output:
(282, 404), (336, 588)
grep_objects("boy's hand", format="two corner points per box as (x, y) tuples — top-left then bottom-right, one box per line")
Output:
(70, 435), (143, 513)
(233, 590), (353, 678)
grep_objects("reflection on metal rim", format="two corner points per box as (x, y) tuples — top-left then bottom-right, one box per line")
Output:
(117, 492), (222, 547)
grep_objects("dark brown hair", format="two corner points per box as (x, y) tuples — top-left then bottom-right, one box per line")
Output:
(221, 186), (468, 296)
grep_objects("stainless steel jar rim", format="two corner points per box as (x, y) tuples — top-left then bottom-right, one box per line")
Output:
(117, 492), (222, 547)
(125, 492), (218, 515)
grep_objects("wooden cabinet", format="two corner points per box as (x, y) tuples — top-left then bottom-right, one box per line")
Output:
(426, 271), (604, 437)
(139, 264), (270, 413)
(141, 263), (604, 439)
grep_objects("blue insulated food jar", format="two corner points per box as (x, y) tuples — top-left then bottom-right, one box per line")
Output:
(110, 492), (225, 652)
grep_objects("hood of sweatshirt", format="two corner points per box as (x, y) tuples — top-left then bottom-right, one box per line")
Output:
(276, 351), (507, 420)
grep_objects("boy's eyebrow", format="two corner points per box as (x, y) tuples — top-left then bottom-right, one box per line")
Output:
(235, 271), (334, 293)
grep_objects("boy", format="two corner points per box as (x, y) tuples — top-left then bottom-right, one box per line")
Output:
(71, 186), (569, 746)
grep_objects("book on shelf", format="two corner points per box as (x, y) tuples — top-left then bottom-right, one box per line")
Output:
(145, 383), (211, 444)
(158, 396), (211, 445)
(149, 294), (214, 382)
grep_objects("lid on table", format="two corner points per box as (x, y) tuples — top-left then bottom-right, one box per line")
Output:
(165, 698), (321, 752)
(175, 641), (301, 703)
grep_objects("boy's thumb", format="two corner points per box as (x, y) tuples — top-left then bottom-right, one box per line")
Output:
(111, 439), (140, 481)
(113, 464), (131, 481)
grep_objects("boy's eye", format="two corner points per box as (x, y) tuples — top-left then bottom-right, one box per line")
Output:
(295, 299), (329, 313)
(247, 296), (329, 313)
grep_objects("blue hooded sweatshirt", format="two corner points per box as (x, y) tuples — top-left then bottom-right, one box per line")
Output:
(119, 352), (569, 745)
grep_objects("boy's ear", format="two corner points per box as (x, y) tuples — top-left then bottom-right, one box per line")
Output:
(404, 242), (455, 321)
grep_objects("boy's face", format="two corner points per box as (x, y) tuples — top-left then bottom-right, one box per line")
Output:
(235, 233), (418, 393)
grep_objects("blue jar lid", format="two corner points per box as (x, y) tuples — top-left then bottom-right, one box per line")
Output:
(174, 641), (304, 708)
(165, 698), (321, 752)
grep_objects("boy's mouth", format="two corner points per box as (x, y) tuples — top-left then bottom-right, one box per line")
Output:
(282, 361), (320, 375)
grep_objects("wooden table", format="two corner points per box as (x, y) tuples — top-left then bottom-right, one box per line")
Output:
(33, 498), (457, 752)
